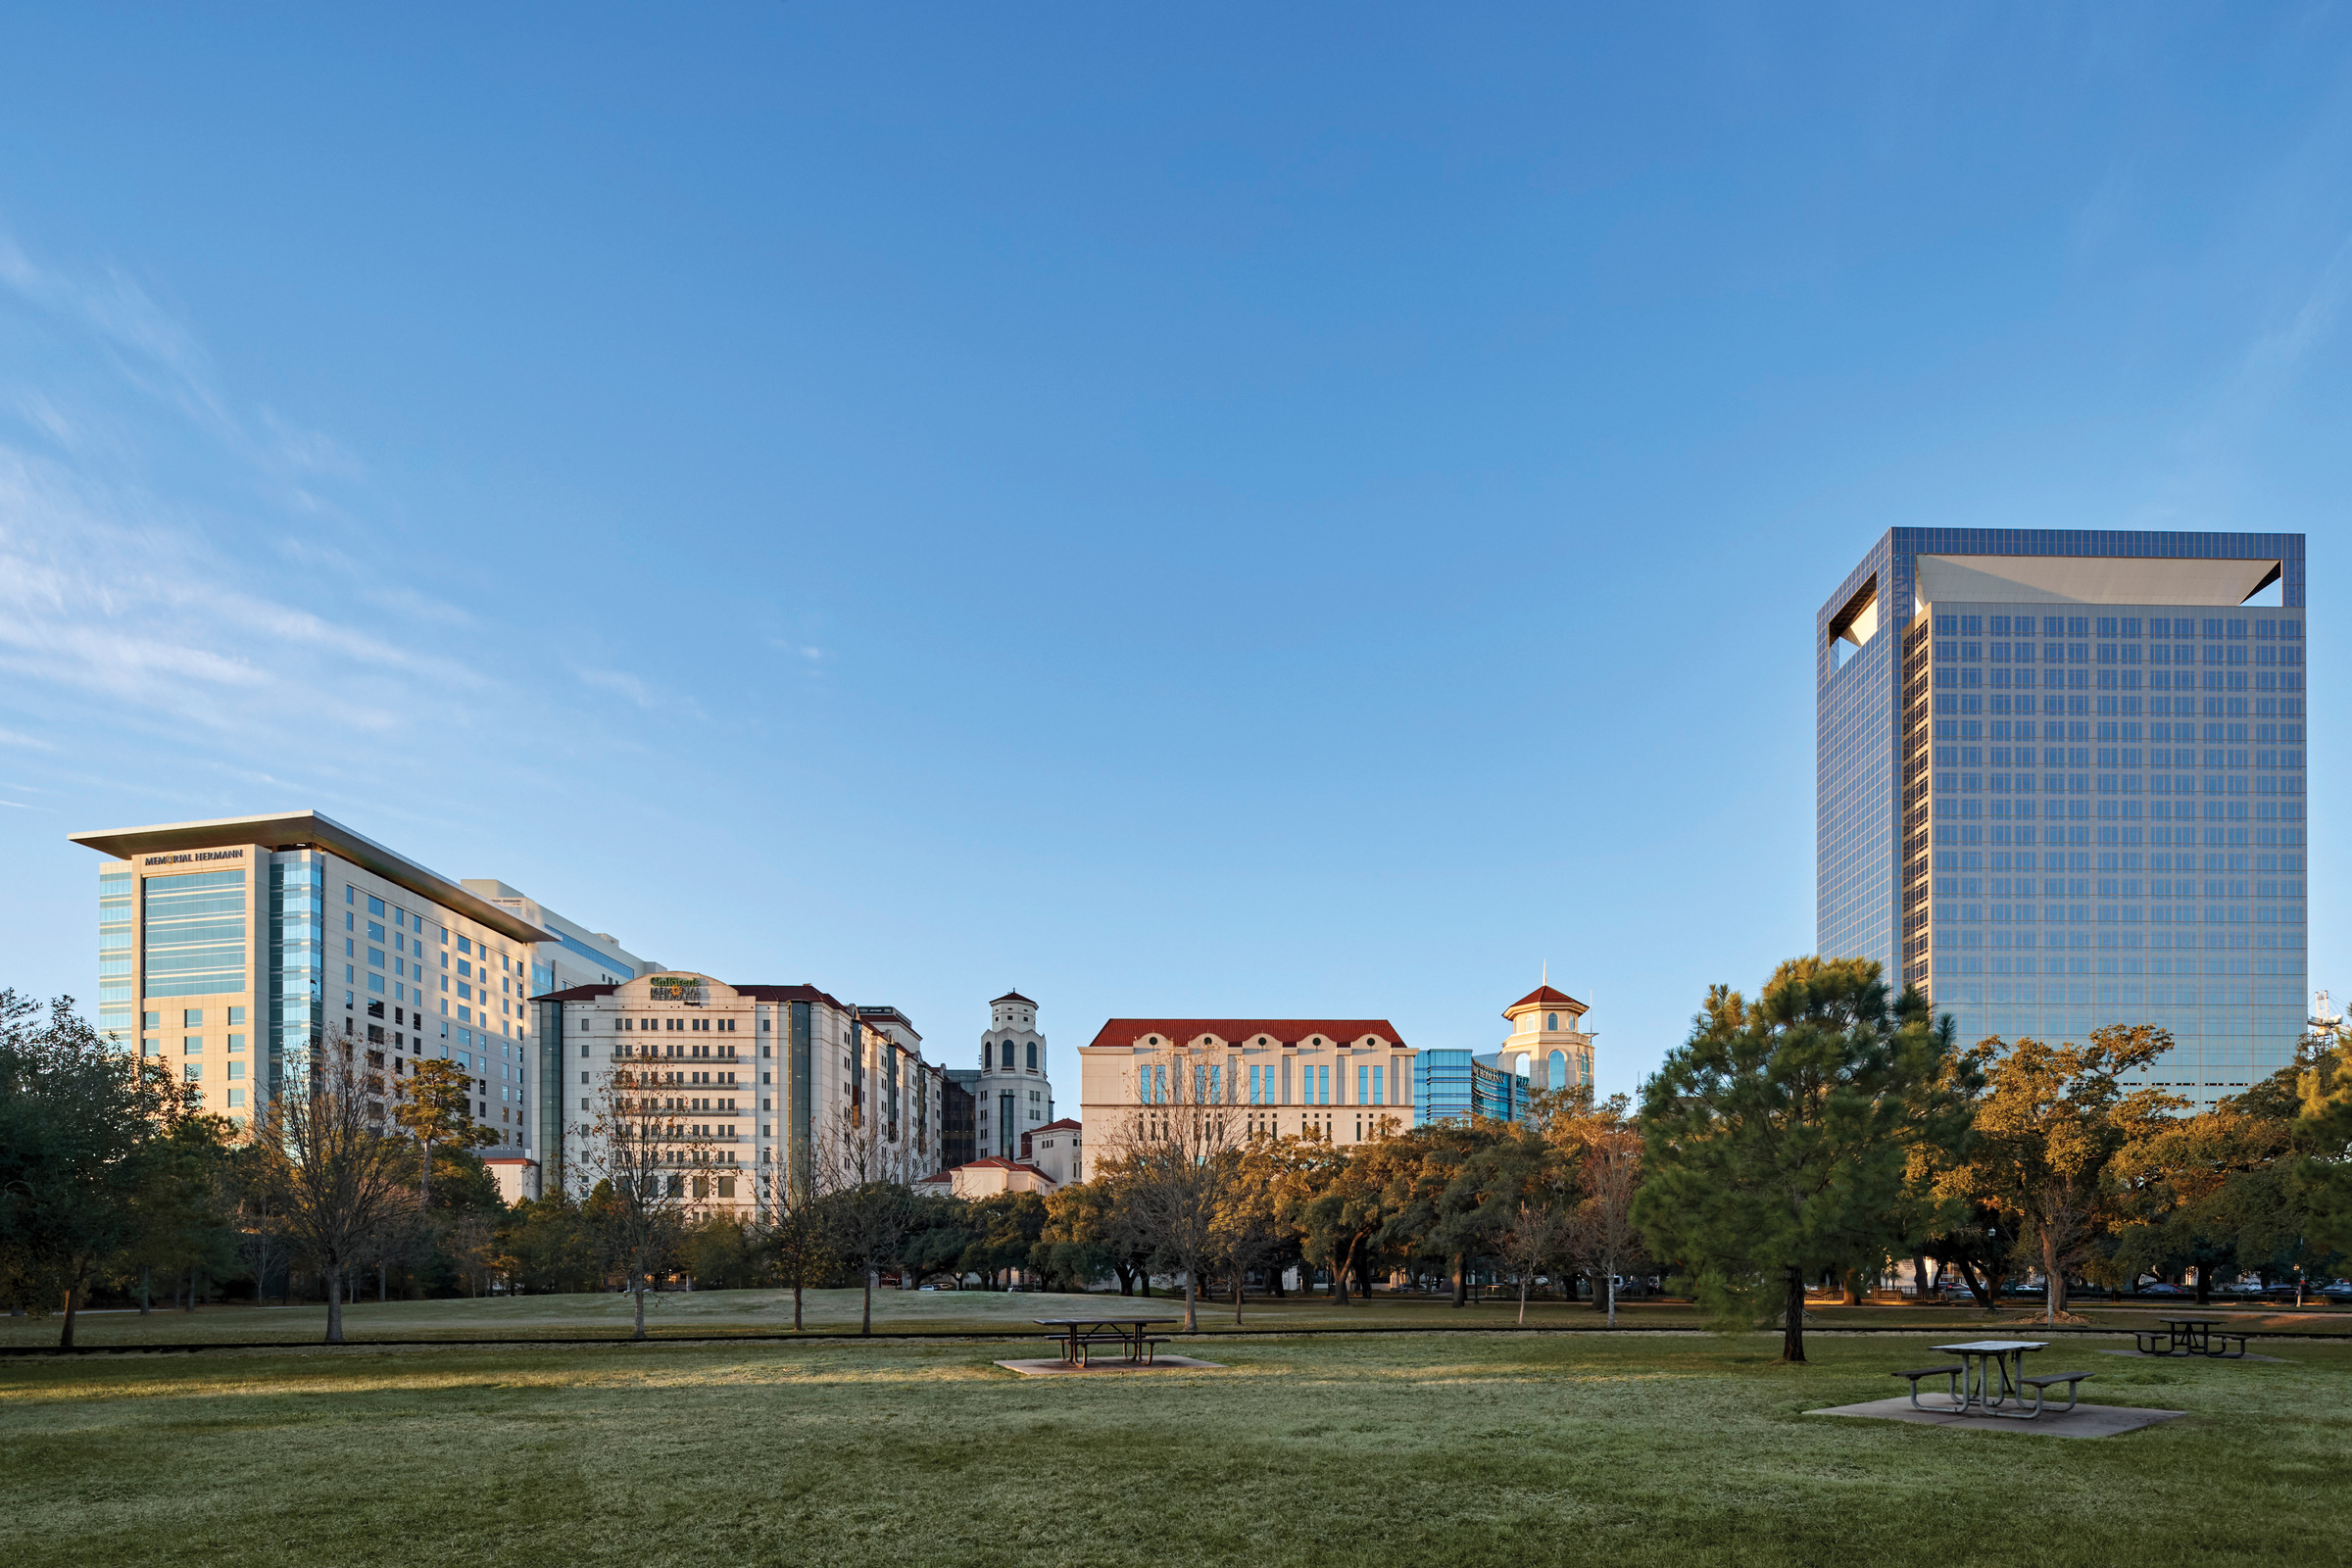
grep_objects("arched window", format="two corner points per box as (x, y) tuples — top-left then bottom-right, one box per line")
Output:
(1548, 1050), (1566, 1086)
(1001, 1040), (1014, 1069)
(1546, 1012), (1558, 1031)
(1025, 1042), (1038, 1071)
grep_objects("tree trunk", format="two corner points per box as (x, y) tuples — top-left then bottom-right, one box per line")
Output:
(2044, 1236), (2065, 1325)
(861, 1270), (874, 1336)
(633, 1283), (647, 1341)
(59, 1283), (77, 1349)
(379, 1264), (387, 1303)
(793, 1281), (804, 1331)
(1182, 1271), (1197, 1332)
(1840, 1270), (1863, 1306)
(1451, 1251), (1467, 1308)
(1781, 1266), (1806, 1362)
(1911, 1250), (1931, 1305)
(1333, 1246), (1351, 1306)
(1516, 1272), (1531, 1325)
(2192, 1265), (2211, 1306)
(1233, 1267), (1244, 1327)
(325, 1265), (345, 1345)
(1606, 1267), (1617, 1329)
(421, 1136), (432, 1205)
(138, 1264), (151, 1316)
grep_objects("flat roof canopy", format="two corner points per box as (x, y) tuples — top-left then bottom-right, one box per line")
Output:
(69, 809), (555, 946)
(1915, 554), (2281, 608)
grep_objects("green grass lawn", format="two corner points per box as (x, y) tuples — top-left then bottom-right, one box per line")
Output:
(7, 1283), (2350, 1348)
(3, 1327), (2346, 1567)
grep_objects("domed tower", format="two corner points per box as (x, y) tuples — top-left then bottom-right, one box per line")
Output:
(1500, 983), (1595, 1098)
(977, 991), (1053, 1160)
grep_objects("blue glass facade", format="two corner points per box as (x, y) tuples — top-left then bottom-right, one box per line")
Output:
(1415, 1048), (1533, 1125)
(1818, 530), (2309, 1109)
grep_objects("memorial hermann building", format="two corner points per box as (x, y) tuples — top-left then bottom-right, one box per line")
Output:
(1816, 530), (2309, 1109)
(70, 811), (649, 1195)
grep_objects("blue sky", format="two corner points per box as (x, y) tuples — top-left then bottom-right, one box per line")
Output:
(0, 6), (2344, 1094)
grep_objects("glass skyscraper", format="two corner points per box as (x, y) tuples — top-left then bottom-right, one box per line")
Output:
(1817, 530), (2308, 1109)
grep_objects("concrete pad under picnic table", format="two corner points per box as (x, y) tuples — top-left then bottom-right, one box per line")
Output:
(2094, 1347), (2292, 1363)
(1806, 1395), (2186, 1438)
(996, 1354), (1228, 1376)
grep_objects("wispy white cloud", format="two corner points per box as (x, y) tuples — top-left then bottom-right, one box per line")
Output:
(577, 666), (656, 707)
(0, 238), (511, 766)
(2242, 229), (2352, 375)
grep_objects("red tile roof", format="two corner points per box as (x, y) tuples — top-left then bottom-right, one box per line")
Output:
(1033, 1118), (1082, 1133)
(952, 1157), (1056, 1178)
(993, 990), (1037, 1005)
(1084, 1019), (1405, 1050)
(1506, 985), (1588, 1015)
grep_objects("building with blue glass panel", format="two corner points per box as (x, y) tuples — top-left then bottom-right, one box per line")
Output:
(1817, 531), (2309, 1109)
(1416, 1050), (1531, 1124)
(71, 811), (649, 1181)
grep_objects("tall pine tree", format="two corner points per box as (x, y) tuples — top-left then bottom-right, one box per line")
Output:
(1636, 957), (1974, 1361)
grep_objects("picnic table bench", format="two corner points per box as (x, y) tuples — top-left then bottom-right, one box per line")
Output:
(1034, 1316), (1182, 1367)
(2133, 1317), (2249, 1358)
(1892, 1341), (2095, 1420)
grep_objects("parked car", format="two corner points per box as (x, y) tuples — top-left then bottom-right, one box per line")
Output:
(2139, 1282), (2190, 1297)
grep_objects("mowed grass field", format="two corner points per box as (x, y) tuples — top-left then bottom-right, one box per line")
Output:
(8, 1284), (2352, 1346)
(3, 1317), (2347, 1568)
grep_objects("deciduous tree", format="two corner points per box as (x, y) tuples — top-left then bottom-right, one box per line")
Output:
(0, 992), (210, 1346)
(1559, 1095), (1645, 1325)
(569, 1051), (714, 1339)
(1951, 1025), (2178, 1323)
(1103, 1045), (1242, 1330)
(249, 1048), (420, 1344)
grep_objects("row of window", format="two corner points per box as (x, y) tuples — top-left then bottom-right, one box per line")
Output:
(1936, 800), (2304, 823)
(1941, 876), (2303, 899)
(1131, 1058), (1414, 1106)
(1936, 745), (2303, 767)
(1936, 692), (2305, 723)
(1935, 640), (2302, 666)
(1933, 955), (2302, 979)
(1933, 828), (2306, 867)
(1938, 773), (2303, 795)
(1933, 613), (2301, 640)
(1936, 904), (2303, 925)
(1936, 667), (2303, 692)
(1934, 930), (2303, 952)
(139, 1006), (247, 1028)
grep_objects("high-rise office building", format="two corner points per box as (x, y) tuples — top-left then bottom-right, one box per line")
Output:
(1817, 531), (2308, 1108)
(71, 812), (645, 1167)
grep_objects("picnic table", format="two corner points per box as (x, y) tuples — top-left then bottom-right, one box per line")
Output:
(1034, 1316), (1183, 1367)
(1891, 1340), (2096, 1421)
(2133, 1316), (2248, 1358)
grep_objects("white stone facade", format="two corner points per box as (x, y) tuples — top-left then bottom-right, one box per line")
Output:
(974, 990), (1054, 1161)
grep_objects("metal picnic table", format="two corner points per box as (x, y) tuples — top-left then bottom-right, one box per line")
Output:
(1034, 1316), (1183, 1367)
(1892, 1340), (2094, 1420)
(2134, 1316), (2246, 1357)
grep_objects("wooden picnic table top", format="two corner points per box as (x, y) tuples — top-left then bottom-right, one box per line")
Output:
(2157, 1316), (2225, 1326)
(1933, 1340), (2049, 1354)
(1034, 1316), (1183, 1327)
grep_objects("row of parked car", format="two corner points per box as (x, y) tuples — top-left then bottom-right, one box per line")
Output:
(1936, 1277), (2352, 1303)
